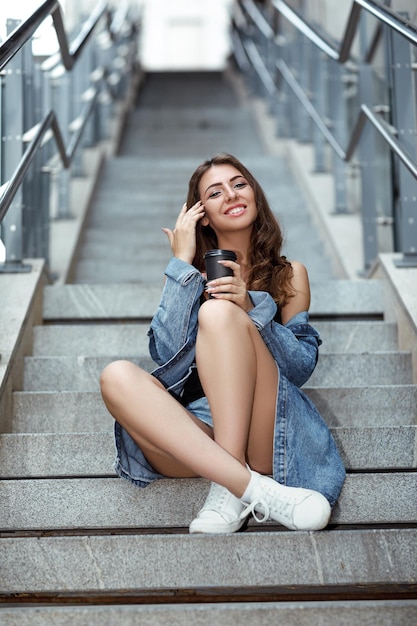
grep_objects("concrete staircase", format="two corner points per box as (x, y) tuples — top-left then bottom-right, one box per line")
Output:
(1, 72), (416, 623)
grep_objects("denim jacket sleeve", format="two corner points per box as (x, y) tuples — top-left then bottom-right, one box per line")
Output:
(147, 257), (205, 366)
(248, 290), (322, 387)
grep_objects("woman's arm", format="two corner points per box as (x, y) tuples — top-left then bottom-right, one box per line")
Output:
(148, 258), (204, 365)
(148, 201), (207, 365)
(248, 261), (321, 387)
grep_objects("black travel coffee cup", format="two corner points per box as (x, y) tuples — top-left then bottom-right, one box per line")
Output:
(204, 249), (237, 283)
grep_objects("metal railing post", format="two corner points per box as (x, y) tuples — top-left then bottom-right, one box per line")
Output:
(52, 65), (72, 219)
(389, 23), (417, 267)
(286, 36), (298, 138)
(297, 31), (310, 143)
(357, 17), (380, 269)
(70, 52), (87, 177)
(311, 46), (327, 172)
(22, 38), (38, 260)
(328, 60), (349, 213)
(0, 19), (30, 272)
(96, 31), (113, 140)
(358, 64), (379, 268)
(275, 37), (291, 138)
(32, 60), (51, 263)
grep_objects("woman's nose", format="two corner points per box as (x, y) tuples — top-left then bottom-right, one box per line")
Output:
(225, 186), (238, 200)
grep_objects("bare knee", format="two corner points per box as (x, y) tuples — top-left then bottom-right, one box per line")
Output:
(100, 360), (150, 408)
(198, 299), (249, 332)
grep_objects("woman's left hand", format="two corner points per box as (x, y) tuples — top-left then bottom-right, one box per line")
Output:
(205, 260), (253, 312)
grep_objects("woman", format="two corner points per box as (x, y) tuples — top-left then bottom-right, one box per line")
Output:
(100, 153), (345, 534)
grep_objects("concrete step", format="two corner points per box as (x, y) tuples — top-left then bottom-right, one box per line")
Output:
(1, 427), (415, 478)
(33, 324), (149, 356)
(306, 385), (417, 426)
(43, 280), (384, 321)
(1, 529), (416, 598)
(0, 474), (415, 531)
(1, 601), (417, 626)
(12, 391), (112, 432)
(22, 356), (152, 392)
(71, 259), (170, 285)
(11, 384), (417, 433)
(22, 352), (413, 392)
(43, 284), (163, 321)
(32, 321), (399, 357)
(308, 352), (412, 387)
(119, 107), (266, 158)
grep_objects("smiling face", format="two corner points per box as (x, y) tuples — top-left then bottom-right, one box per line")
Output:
(198, 164), (258, 237)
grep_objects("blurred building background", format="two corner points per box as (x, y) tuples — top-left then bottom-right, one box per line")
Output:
(0, 0), (234, 70)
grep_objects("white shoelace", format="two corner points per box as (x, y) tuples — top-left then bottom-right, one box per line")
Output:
(240, 499), (270, 523)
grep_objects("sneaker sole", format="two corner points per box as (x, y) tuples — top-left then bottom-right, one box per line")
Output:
(189, 517), (249, 534)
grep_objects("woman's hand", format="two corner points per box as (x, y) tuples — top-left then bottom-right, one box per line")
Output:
(162, 201), (205, 264)
(205, 260), (253, 312)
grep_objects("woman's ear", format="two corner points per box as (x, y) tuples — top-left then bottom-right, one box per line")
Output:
(201, 216), (210, 226)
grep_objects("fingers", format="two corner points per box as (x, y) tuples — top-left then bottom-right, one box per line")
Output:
(172, 200), (205, 229)
(206, 279), (241, 296)
(162, 200), (204, 262)
(180, 200), (203, 215)
(205, 260), (247, 305)
(206, 276), (245, 296)
(161, 227), (173, 246)
(217, 259), (240, 275)
(185, 200), (205, 221)
(205, 276), (252, 312)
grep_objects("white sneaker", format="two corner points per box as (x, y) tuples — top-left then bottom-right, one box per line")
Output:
(190, 482), (249, 534)
(241, 471), (331, 531)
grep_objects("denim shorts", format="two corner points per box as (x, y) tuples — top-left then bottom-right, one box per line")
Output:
(186, 396), (213, 427)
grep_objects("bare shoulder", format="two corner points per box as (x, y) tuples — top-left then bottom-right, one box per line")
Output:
(289, 260), (310, 290)
(280, 260), (310, 324)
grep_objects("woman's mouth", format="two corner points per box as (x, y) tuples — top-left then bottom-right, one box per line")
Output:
(225, 205), (246, 216)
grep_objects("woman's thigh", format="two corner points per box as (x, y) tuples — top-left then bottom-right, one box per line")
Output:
(246, 324), (279, 474)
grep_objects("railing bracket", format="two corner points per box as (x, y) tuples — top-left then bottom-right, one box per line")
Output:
(393, 254), (417, 268)
(0, 261), (32, 273)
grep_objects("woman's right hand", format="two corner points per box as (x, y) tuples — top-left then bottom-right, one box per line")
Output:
(162, 201), (206, 264)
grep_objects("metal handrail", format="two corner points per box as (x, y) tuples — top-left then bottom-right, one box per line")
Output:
(0, 0), (109, 72)
(242, 0), (274, 40)
(235, 0), (417, 267)
(0, 87), (101, 224)
(0, 112), (66, 224)
(241, 0), (417, 182)
(272, 0), (417, 63)
(272, 0), (340, 61)
(346, 105), (417, 180)
(0, 1), (129, 229)
(276, 57), (417, 181)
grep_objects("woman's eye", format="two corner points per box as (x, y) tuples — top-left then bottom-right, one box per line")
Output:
(209, 190), (221, 198)
(235, 182), (247, 189)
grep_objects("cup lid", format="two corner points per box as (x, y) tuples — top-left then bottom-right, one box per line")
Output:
(204, 249), (237, 259)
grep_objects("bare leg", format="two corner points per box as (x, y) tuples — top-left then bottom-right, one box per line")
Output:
(101, 356), (331, 533)
(196, 299), (278, 474)
(100, 361), (250, 496)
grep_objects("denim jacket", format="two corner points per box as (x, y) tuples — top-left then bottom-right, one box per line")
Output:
(115, 257), (345, 507)
(149, 258), (320, 388)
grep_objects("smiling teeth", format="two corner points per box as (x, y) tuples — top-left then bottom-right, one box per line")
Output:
(229, 207), (244, 214)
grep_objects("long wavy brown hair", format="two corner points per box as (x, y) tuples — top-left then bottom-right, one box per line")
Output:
(186, 153), (295, 309)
